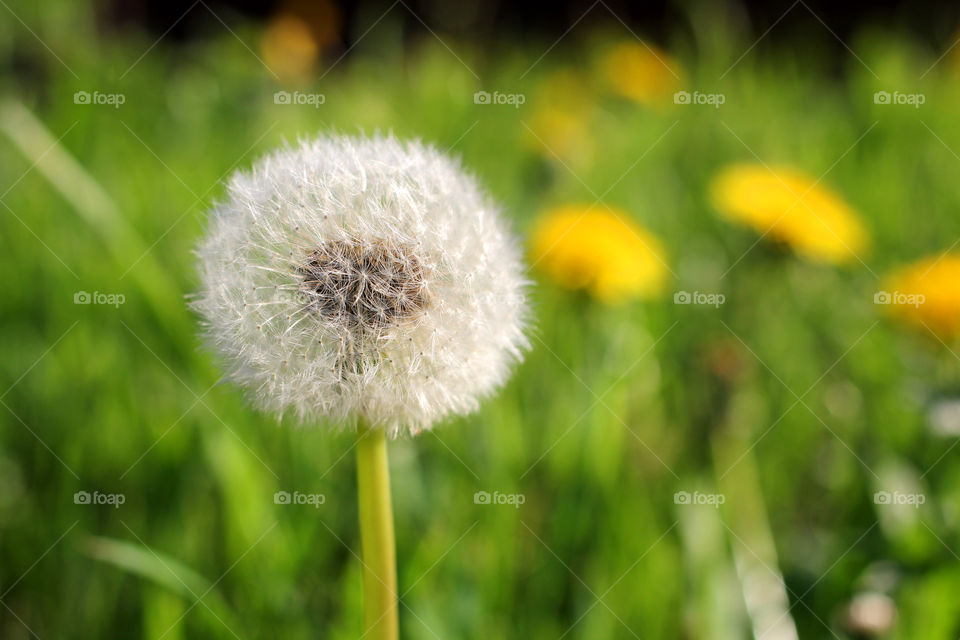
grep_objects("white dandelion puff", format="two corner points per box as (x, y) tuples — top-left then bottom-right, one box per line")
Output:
(193, 134), (529, 436)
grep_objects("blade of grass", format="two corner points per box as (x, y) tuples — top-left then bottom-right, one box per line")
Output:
(0, 99), (187, 333)
(81, 535), (240, 631)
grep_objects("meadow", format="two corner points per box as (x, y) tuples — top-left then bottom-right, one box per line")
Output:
(3, 1), (960, 638)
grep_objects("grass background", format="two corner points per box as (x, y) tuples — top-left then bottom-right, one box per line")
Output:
(3, 0), (960, 637)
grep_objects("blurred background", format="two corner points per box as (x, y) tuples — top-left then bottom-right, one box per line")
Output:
(4, 0), (960, 637)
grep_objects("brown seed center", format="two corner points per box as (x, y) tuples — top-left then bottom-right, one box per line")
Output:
(297, 240), (428, 330)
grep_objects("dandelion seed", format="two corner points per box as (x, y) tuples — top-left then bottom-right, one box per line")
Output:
(194, 134), (529, 639)
(194, 134), (529, 436)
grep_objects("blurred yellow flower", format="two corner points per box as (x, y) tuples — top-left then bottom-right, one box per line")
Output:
(536, 68), (595, 111)
(260, 1), (341, 83)
(600, 41), (682, 104)
(525, 107), (592, 161)
(710, 164), (869, 264)
(261, 14), (319, 82)
(525, 69), (595, 161)
(883, 254), (960, 338)
(530, 205), (668, 303)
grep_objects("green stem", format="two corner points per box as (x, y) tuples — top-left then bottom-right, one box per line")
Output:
(355, 423), (398, 640)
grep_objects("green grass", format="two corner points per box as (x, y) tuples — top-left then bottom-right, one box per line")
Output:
(3, 1), (960, 637)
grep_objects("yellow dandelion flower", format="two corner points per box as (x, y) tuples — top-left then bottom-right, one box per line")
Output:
(710, 164), (869, 264)
(530, 205), (668, 303)
(600, 41), (682, 104)
(883, 254), (960, 338)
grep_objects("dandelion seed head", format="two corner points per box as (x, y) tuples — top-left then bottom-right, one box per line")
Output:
(194, 134), (529, 436)
(296, 239), (428, 330)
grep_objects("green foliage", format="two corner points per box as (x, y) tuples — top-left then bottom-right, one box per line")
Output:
(2, 1), (960, 637)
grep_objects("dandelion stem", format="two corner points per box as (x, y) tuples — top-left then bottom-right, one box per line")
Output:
(356, 423), (399, 639)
